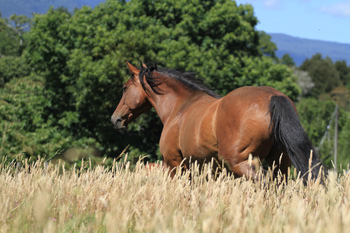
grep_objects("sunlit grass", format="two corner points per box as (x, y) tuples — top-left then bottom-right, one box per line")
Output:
(0, 157), (349, 233)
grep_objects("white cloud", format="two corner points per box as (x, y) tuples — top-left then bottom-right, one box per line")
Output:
(321, 2), (350, 18)
(263, 0), (280, 8)
(236, 0), (282, 9)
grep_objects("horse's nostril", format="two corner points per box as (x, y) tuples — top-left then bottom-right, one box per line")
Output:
(115, 118), (122, 124)
(111, 115), (121, 125)
(111, 115), (126, 130)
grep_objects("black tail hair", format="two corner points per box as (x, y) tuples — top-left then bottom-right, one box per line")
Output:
(269, 95), (326, 183)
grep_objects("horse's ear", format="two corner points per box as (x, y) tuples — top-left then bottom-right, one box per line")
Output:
(126, 61), (139, 75)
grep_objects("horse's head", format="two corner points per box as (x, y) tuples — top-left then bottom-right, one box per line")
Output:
(111, 62), (152, 130)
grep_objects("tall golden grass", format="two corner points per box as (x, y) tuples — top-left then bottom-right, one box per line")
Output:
(0, 157), (349, 233)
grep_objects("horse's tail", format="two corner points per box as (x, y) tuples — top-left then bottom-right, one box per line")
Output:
(269, 95), (326, 183)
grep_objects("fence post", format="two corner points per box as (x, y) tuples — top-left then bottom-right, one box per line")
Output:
(334, 104), (338, 172)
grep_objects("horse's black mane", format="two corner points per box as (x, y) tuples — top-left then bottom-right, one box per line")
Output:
(137, 63), (220, 99)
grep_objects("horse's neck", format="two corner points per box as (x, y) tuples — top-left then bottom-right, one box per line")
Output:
(148, 85), (206, 125)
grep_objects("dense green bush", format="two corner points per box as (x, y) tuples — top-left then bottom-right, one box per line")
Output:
(1, 75), (66, 158)
(0, 74), (105, 161)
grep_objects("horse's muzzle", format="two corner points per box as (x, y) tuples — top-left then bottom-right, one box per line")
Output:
(111, 115), (127, 130)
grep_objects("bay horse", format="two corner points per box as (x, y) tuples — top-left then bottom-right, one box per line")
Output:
(111, 62), (324, 183)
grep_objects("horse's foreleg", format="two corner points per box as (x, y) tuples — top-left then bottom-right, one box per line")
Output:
(163, 152), (187, 178)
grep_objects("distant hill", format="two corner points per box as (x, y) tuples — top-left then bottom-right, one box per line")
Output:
(270, 33), (350, 66)
(0, 0), (105, 18)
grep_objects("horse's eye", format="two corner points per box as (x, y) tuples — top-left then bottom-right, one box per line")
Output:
(123, 86), (127, 92)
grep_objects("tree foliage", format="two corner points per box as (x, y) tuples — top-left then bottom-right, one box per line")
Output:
(0, 75), (67, 158)
(335, 60), (350, 87)
(0, 56), (30, 87)
(300, 53), (342, 97)
(0, 13), (31, 86)
(297, 53), (350, 168)
(0, 12), (30, 56)
(0, 74), (107, 160)
(280, 53), (295, 67)
(258, 31), (277, 59)
(297, 97), (349, 167)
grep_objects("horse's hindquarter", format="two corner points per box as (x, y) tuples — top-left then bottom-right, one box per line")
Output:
(216, 87), (280, 167)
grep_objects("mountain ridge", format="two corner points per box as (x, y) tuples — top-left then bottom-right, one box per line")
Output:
(0, 0), (105, 18)
(269, 33), (350, 66)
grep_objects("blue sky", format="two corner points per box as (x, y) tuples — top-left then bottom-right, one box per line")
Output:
(235, 0), (350, 44)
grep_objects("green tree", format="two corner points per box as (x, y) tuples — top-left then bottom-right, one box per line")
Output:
(0, 12), (30, 56)
(297, 98), (347, 168)
(258, 31), (277, 58)
(300, 53), (342, 97)
(20, 0), (299, 159)
(0, 12), (31, 87)
(280, 53), (295, 67)
(0, 74), (106, 160)
(0, 75), (67, 158)
(335, 60), (350, 87)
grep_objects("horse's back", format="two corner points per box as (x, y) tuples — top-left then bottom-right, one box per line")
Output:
(225, 86), (284, 100)
(218, 86), (283, 122)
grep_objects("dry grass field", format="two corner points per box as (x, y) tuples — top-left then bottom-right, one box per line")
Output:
(0, 157), (349, 233)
